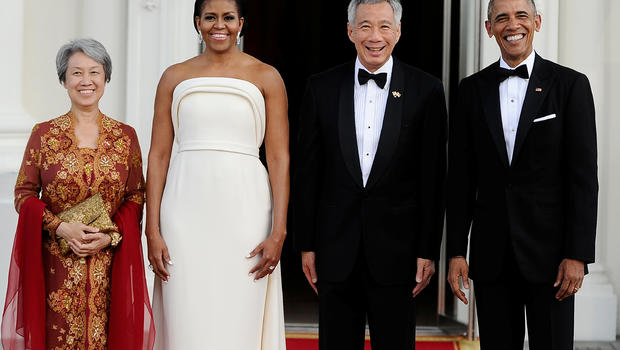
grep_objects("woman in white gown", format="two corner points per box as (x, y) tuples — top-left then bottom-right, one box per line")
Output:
(145, 0), (289, 348)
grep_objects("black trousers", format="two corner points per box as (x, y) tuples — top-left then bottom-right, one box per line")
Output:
(318, 249), (416, 350)
(475, 243), (575, 350)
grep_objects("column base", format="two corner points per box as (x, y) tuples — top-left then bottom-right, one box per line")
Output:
(575, 263), (618, 341)
(0, 112), (35, 173)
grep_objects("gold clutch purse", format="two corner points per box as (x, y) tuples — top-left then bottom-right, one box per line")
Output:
(56, 193), (120, 255)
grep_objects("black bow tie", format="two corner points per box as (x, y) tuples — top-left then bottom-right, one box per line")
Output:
(358, 69), (387, 89)
(497, 64), (529, 82)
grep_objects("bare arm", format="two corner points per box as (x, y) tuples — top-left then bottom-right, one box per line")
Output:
(248, 66), (290, 280)
(145, 68), (177, 281)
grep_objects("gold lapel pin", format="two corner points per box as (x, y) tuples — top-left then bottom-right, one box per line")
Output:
(392, 91), (401, 98)
(535, 87), (542, 92)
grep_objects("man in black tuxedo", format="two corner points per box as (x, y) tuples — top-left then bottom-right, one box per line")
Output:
(294, 0), (447, 348)
(447, 0), (598, 349)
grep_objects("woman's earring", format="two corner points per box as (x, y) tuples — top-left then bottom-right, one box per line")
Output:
(236, 32), (241, 46)
(198, 33), (203, 44)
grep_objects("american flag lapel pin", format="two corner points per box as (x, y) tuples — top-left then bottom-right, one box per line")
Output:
(392, 91), (401, 98)
(535, 87), (542, 92)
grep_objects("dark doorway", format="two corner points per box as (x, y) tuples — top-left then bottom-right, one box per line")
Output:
(244, 0), (456, 329)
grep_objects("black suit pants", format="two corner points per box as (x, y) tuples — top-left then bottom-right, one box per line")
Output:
(318, 247), (416, 350)
(475, 243), (574, 350)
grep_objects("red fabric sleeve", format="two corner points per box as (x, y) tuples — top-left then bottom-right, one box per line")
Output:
(108, 200), (155, 350)
(1, 196), (47, 350)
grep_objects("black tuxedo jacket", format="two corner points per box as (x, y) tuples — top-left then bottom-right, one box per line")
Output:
(294, 59), (447, 285)
(447, 54), (598, 283)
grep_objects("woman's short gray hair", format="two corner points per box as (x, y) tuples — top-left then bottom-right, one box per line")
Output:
(347, 0), (402, 25)
(487, 0), (537, 20)
(56, 38), (112, 83)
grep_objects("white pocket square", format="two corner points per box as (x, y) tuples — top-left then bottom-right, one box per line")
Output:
(533, 114), (556, 123)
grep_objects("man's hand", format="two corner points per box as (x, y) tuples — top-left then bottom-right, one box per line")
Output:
(412, 258), (435, 297)
(301, 251), (318, 294)
(448, 257), (470, 304)
(554, 258), (584, 301)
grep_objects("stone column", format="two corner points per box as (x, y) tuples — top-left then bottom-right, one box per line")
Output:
(0, 0), (36, 173)
(559, 0), (618, 341)
(0, 0), (32, 327)
(125, 0), (197, 300)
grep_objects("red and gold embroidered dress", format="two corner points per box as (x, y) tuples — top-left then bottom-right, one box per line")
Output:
(2, 113), (155, 350)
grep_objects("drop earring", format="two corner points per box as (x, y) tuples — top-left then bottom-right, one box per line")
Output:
(198, 33), (203, 44)
(236, 32), (241, 46)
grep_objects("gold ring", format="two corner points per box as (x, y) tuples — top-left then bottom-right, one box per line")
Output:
(573, 287), (579, 293)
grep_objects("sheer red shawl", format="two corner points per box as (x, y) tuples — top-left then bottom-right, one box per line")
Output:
(1, 197), (155, 350)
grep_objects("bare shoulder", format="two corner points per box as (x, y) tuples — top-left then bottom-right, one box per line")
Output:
(241, 54), (284, 95)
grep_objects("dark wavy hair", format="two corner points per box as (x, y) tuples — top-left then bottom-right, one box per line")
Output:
(193, 0), (245, 33)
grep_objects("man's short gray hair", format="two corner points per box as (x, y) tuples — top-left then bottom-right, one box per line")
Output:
(487, 0), (537, 21)
(347, 0), (402, 25)
(56, 38), (112, 83)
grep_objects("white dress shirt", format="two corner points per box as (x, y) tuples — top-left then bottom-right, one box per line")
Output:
(499, 50), (535, 164)
(354, 56), (393, 186)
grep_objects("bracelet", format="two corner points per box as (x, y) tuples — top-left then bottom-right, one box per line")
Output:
(108, 232), (122, 247)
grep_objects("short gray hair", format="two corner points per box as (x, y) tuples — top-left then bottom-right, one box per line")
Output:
(487, 0), (537, 21)
(56, 38), (112, 83)
(347, 0), (402, 25)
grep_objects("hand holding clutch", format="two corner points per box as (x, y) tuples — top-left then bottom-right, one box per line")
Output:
(56, 193), (121, 255)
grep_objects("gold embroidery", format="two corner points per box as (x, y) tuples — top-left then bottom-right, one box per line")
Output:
(48, 137), (61, 152)
(113, 138), (126, 153)
(15, 169), (26, 187)
(98, 154), (113, 174)
(132, 150), (141, 168)
(63, 153), (80, 174)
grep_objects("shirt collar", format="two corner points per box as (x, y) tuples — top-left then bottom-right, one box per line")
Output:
(355, 56), (393, 89)
(499, 50), (536, 78)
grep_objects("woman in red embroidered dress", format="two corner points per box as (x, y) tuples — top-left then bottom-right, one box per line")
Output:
(1, 39), (155, 350)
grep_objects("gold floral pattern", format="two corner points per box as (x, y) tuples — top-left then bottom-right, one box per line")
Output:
(15, 112), (145, 349)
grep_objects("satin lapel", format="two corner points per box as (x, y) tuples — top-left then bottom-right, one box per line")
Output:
(512, 54), (551, 166)
(481, 61), (510, 168)
(365, 60), (404, 189)
(338, 66), (363, 188)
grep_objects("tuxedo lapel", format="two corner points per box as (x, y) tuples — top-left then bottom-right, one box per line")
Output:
(338, 65), (364, 188)
(365, 60), (404, 189)
(481, 61), (510, 167)
(512, 54), (552, 165)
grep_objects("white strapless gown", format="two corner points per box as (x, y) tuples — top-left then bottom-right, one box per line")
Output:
(152, 77), (286, 349)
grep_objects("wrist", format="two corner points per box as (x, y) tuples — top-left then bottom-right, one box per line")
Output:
(145, 226), (161, 239)
(55, 222), (68, 239)
(270, 230), (287, 241)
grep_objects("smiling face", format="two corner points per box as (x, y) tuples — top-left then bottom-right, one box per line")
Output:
(348, 2), (401, 72)
(195, 0), (244, 53)
(63, 51), (106, 110)
(485, 0), (541, 67)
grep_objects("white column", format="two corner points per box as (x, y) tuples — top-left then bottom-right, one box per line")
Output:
(606, 0), (620, 337)
(0, 0), (32, 332)
(125, 0), (197, 300)
(559, 0), (617, 341)
(125, 0), (197, 150)
(0, 0), (36, 173)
